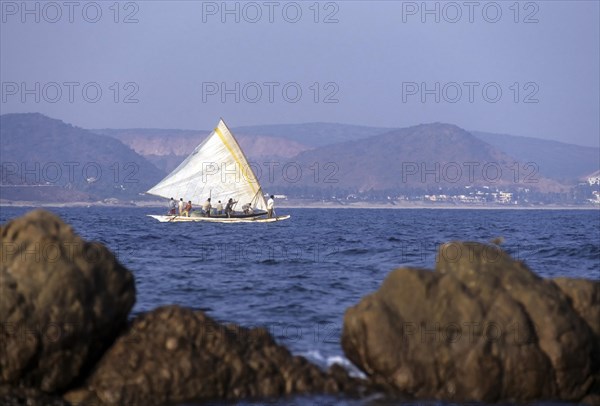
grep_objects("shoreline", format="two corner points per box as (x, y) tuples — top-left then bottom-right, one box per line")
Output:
(1, 199), (598, 211)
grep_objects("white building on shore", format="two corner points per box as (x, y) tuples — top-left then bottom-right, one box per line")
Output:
(586, 170), (600, 186)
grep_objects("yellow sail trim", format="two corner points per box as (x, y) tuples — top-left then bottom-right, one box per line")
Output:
(214, 125), (259, 197)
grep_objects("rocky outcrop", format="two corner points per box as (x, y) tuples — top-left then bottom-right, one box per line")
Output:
(4, 209), (598, 405)
(1, 210), (368, 404)
(342, 241), (600, 403)
(0, 210), (136, 392)
(65, 305), (366, 405)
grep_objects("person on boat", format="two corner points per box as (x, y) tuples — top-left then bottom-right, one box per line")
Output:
(182, 200), (192, 217)
(225, 198), (237, 218)
(216, 200), (223, 215)
(168, 197), (177, 215)
(178, 198), (185, 216)
(267, 195), (275, 218)
(242, 203), (252, 214)
(202, 198), (212, 216)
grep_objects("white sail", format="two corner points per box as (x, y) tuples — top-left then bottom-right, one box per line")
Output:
(147, 119), (267, 211)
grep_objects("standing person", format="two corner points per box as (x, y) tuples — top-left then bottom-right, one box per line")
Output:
(216, 200), (224, 215)
(267, 195), (275, 218)
(168, 197), (177, 215)
(182, 200), (192, 217)
(225, 198), (237, 218)
(202, 197), (212, 216)
(178, 198), (185, 216)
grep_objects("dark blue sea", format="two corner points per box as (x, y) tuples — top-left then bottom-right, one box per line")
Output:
(1, 207), (599, 405)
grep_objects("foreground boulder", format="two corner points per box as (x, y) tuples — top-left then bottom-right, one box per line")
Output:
(0, 210), (136, 392)
(553, 277), (600, 337)
(342, 241), (600, 403)
(65, 305), (366, 405)
(0, 385), (69, 406)
(1, 210), (368, 404)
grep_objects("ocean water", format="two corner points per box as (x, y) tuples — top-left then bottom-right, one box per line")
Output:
(1, 207), (599, 405)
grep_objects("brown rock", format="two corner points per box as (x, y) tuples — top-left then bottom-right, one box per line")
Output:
(65, 305), (367, 405)
(0, 209), (135, 392)
(553, 277), (600, 337)
(342, 241), (600, 403)
(0, 385), (69, 406)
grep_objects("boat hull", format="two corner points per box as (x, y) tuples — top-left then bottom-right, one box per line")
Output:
(147, 214), (291, 223)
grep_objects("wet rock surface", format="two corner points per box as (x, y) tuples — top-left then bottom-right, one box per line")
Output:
(0, 209), (136, 392)
(342, 241), (600, 403)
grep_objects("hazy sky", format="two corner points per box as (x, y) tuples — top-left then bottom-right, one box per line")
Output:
(1, 1), (599, 146)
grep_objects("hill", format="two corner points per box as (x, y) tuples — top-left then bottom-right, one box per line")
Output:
(93, 128), (311, 173)
(3, 115), (591, 204)
(0, 113), (165, 202)
(472, 131), (599, 182)
(231, 123), (599, 183)
(96, 123), (598, 185)
(232, 122), (392, 147)
(267, 123), (565, 194)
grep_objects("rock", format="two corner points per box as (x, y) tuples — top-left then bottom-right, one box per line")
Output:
(342, 241), (600, 403)
(65, 305), (368, 405)
(0, 209), (136, 392)
(582, 393), (600, 406)
(0, 385), (69, 406)
(553, 278), (600, 337)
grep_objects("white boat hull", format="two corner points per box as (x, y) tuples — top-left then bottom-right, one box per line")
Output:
(148, 214), (291, 223)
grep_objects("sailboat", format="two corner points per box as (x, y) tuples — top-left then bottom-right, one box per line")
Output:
(146, 119), (290, 223)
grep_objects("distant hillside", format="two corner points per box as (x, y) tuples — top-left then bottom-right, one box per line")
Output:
(472, 131), (599, 182)
(3, 115), (590, 203)
(267, 123), (565, 193)
(96, 123), (597, 185)
(236, 123), (598, 183)
(233, 122), (392, 147)
(0, 113), (165, 202)
(94, 128), (311, 173)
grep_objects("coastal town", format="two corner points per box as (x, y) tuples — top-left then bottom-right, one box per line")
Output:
(273, 172), (600, 207)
